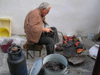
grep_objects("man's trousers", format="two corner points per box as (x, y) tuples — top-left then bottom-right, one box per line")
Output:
(38, 27), (59, 55)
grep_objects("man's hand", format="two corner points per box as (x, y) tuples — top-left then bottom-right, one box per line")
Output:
(43, 28), (53, 33)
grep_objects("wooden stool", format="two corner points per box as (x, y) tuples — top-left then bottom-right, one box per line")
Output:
(23, 42), (43, 59)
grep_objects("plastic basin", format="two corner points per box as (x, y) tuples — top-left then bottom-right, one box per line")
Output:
(0, 40), (13, 53)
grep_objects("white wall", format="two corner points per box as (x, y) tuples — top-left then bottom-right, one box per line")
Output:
(0, 0), (100, 36)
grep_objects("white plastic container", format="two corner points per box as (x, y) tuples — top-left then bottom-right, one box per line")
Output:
(43, 54), (68, 75)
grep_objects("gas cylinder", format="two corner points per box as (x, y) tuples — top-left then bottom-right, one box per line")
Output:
(7, 45), (28, 75)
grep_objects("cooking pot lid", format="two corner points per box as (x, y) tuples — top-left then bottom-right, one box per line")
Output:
(29, 57), (43, 75)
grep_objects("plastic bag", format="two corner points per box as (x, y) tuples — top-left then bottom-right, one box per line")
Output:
(0, 37), (12, 46)
(0, 35), (26, 49)
(11, 35), (26, 48)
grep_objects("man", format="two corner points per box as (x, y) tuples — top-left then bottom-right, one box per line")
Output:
(24, 2), (59, 55)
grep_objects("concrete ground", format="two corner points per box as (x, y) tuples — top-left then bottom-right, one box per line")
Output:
(0, 37), (97, 75)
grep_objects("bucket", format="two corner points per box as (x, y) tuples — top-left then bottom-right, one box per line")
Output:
(1, 40), (13, 53)
(43, 54), (68, 75)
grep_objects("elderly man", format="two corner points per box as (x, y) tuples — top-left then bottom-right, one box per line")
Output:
(24, 2), (59, 55)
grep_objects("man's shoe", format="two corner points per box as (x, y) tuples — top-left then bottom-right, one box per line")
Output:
(55, 46), (63, 51)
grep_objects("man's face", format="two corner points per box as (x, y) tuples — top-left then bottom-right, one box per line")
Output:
(41, 7), (51, 17)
